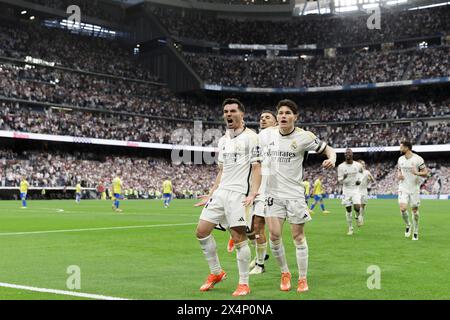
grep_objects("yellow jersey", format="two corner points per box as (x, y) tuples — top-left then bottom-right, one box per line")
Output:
(20, 180), (29, 193)
(313, 179), (324, 195)
(303, 181), (310, 195)
(112, 177), (122, 194)
(76, 184), (82, 193)
(163, 180), (172, 194)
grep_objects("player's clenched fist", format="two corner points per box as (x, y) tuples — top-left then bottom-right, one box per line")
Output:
(322, 159), (335, 169)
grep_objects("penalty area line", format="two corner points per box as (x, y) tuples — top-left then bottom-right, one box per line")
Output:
(0, 222), (198, 236)
(0, 282), (130, 300)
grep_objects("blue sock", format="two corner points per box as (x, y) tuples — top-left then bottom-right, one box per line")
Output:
(310, 203), (316, 210)
(22, 200), (26, 207)
(320, 203), (325, 211)
(114, 200), (119, 209)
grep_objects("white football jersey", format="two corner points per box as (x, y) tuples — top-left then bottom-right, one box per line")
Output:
(398, 153), (426, 193)
(259, 126), (327, 200)
(359, 169), (371, 195)
(254, 128), (274, 202)
(338, 161), (364, 194)
(217, 128), (261, 195)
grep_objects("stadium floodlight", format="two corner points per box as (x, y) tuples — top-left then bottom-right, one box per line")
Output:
(21, 10), (27, 15)
(29, 16), (35, 20)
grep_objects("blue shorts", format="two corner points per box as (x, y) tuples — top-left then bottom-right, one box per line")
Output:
(20, 192), (27, 200)
(305, 195), (310, 201)
(314, 194), (323, 202)
(113, 193), (122, 200)
(163, 193), (172, 199)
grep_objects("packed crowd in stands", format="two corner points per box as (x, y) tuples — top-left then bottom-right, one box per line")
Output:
(153, 5), (450, 46)
(1, 101), (449, 148)
(0, 149), (217, 195)
(421, 122), (450, 145)
(1, 149), (448, 196)
(0, 63), (190, 118)
(0, 19), (158, 82)
(1, 16), (448, 93)
(1, 60), (449, 124)
(185, 46), (450, 88)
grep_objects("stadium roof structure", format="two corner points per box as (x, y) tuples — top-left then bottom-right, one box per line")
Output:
(114, 0), (450, 15)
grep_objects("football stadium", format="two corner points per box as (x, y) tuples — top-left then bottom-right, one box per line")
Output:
(0, 0), (449, 303)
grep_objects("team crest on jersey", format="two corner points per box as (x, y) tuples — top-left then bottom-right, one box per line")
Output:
(290, 141), (298, 150)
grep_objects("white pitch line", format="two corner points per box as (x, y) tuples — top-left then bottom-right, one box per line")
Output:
(0, 222), (197, 236)
(31, 207), (197, 217)
(0, 282), (130, 300)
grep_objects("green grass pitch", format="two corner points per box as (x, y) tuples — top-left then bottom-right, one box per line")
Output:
(0, 198), (449, 300)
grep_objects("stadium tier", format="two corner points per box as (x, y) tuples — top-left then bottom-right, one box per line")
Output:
(1, 148), (448, 197)
(153, 5), (450, 46)
(184, 47), (450, 88)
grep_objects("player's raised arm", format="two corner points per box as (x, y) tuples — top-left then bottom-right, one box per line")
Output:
(321, 145), (336, 169)
(302, 130), (335, 169)
(412, 160), (429, 177)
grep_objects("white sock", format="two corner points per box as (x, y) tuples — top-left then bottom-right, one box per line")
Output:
(412, 211), (419, 233)
(198, 235), (222, 275)
(295, 239), (308, 279)
(235, 241), (251, 285)
(255, 242), (267, 265)
(360, 207), (365, 218)
(270, 239), (289, 273)
(401, 210), (410, 226)
(346, 211), (353, 228)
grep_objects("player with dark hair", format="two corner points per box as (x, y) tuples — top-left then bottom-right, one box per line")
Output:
(195, 98), (262, 296)
(260, 99), (336, 293)
(398, 141), (428, 241)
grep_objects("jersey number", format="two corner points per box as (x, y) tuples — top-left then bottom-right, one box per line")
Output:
(266, 197), (274, 207)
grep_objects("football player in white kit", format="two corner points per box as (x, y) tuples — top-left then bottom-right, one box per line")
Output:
(260, 99), (336, 293)
(397, 141), (428, 241)
(194, 98), (262, 296)
(357, 160), (376, 226)
(248, 110), (277, 275)
(337, 149), (364, 236)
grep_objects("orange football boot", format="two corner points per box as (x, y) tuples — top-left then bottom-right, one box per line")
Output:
(232, 284), (250, 296)
(280, 272), (292, 291)
(199, 270), (227, 291)
(297, 278), (309, 293)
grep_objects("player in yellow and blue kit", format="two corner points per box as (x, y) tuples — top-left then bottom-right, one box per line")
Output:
(20, 177), (29, 209)
(303, 180), (311, 206)
(162, 178), (173, 208)
(112, 176), (123, 212)
(75, 183), (82, 204)
(310, 177), (330, 214)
